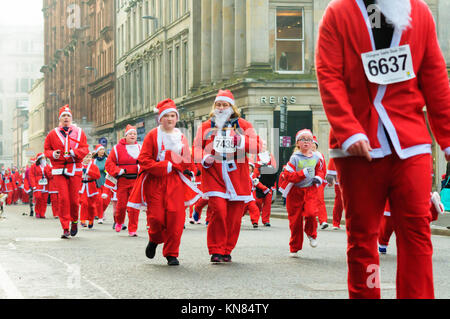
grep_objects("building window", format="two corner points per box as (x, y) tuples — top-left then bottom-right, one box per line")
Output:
(275, 8), (304, 73)
(175, 45), (180, 97)
(183, 41), (188, 95)
(168, 49), (173, 97)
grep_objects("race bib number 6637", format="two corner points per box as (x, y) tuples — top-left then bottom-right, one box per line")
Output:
(361, 45), (416, 85)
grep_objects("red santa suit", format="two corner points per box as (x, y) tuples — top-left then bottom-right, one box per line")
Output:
(44, 105), (89, 236)
(79, 160), (101, 227)
(45, 164), (59, 218)
(283, 130), (326, 253)
(313, 144), (328, 227)
(326, 158), (344, 229)
(316, 0), (450, 298)
(3, 170), (14, 205)
(29, 154), (49, 218)
(12, 169), (20, 204)
(105, 125), (141, 235)
(128, 100), (200, 260)
(192, 90), (262, 260)
(244, 164), (265, 226)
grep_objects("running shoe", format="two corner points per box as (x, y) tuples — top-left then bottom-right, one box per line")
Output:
(115, 223), (123, 232)
(145, 242), (158, 259)
(253, 223), (258, 228)
(378, 245), (387, 254)
(264, 223), (271, 227)
(222, 255), (232, 262)
(320, 222), (329, 230)
(210, 254), (222, 263)
(88, 221), (94, 229)
(70, 221), (78, 237)
(61, 229), (70, 239)
(193, 210), (199, 222)
(166, 256), (180, 266)
(308, 236), (318, 248)
(128, 232), (137, 237)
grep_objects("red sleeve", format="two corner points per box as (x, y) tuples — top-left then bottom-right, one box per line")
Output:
(71, 130), (89, 161)
(284, 162), (308, 184)
(105, 148), (122, 178)
(88, 162), (101, 180)
(315, 6), (368, 149)
(44, 131), (65, 164)
(29, 166), (37, 189)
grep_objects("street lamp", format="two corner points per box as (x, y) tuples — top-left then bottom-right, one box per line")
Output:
(85, 66), (98, 79)
(142, 16), (159, 30)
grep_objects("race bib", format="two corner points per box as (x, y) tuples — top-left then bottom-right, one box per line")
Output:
(38, 178), (48, 186)
(106, 174), (117, 184)
(361, 45), (416, 85)
(214, 135), (236, 154)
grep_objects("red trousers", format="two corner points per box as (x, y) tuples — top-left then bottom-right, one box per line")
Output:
(316, 184), (328, 224)
(243, 200), (261, 224)
(34, 191), (48, 217)
(53, 175), (82, 231)
(12, 189), (19, 203)
(332, 184), (344, 227)
(378, 215), (394, 247)
(335, 153), (434, 299)
(95, 187), (111, 219)
(145, 184), (185, 258)
(286, 187), (318, 253)
(21, 189), (29, 203)
(192, 198), (209, 219)
(80, 194), (98, 222)
(5, 192), (12, 205)
(255, 191), (272, 224)
(49, 193), (59, 217)
(115, 178), (139, 232)
(207, 197), (245, 255)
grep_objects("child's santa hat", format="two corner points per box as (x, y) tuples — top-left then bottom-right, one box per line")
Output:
(155, 99), (179, 123)
(295, 129), (313, 142)
(35, 153), (45, 161)
(93, 144), (105, 154)
(215, 89), (235, 106)
(313, 135), (319, 146)
(124, 124), (137, 136)
(59, 105), (72, 120)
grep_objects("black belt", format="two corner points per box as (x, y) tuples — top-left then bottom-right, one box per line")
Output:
(119, 174), (137, 180)
(82, 180), (96, 183)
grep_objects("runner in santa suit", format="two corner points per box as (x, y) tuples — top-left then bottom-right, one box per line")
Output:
(11, 167), (20, 204)
(311, 136), (329, 230)
(192, 89), (262, 263)
(105, 125), (141, 237)
(325, 158), (344, 230)
(44, 105), (89, 239)
(252, 140), (277, 227)
(23, 160), (35, 216)
(244, 161), (265, 228)
(283, 129), (326, 257)
(29, 153), (49, 218)
(79, 153), (101, 229)
(19, 167), (28, 204)
(92, 144), (110, 224)
(3, 169), (14, 206)
(45, 162), (59, 219)
(316, 0), (450, 298)
(128, 99), (201, 266)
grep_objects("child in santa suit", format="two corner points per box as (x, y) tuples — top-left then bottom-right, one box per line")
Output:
(192, 89), (262, 263)
(3, 169), (14, 206)
(29, 153), (50, 218)
(128, 99), (201, 266)
(105, 125), (141, 237)
(79, 153), (101, 229)
(311, 136), (329, 229)
(44, 162), (59, 219)
(92, 144), (110, 224)
(316, 0), (450, 298)
(44, 105), (89, 238)
(244, 161), (265, 228)
(325, 158), (344, 230)
(283, 129), (326, 257)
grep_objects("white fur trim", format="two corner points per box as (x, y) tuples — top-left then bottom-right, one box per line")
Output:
(214, 96), (235, 105)
(158, 108), (179, 123)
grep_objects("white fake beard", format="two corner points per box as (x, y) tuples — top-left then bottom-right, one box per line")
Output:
(376, 0), (411, 31)
(214, 107), (234, 130)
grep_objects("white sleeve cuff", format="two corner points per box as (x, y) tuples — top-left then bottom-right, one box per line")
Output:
(327, 170), (337, 176)
(167, 161), (173, 173)
(263, 188), (270, 194)
(444, 147), (450, 156)
(341, 133), (369, 152)
(315, 176), (323, 184)
(69, 149), (75, 157)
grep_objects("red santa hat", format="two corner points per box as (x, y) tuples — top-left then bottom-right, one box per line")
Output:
(313, 135), (319, 146)
(155, 99), (179, 123)
(295, 129), (313, 142)
(214, 89), (235, 106)
(124, 124), (137, 136)
(93, 144), (105, 154)
(58, 104), (72, 120)
(35, 153), (45, 161)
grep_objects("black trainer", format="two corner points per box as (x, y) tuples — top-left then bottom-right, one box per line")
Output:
(29, 211), (34, 217)
(166, 256), (180, 266)
(61, 229), (70, 239)
(253, 223), (258, 228)
(210, 254), (222, 263)
(264, 223), (271, 227)
(70, 221), (78, 237)
(145, 242), (158, 259)
(222, 255), (232, 262)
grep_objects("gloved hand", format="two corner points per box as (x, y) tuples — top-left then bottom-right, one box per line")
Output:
(252, 178), (260, 186)
(183, 170), (194, 177)
(303, 167), (315, 179)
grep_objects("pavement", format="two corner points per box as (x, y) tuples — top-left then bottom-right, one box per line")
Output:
(0, 203), (449, 300)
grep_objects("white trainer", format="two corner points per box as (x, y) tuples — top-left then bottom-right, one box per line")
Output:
(308, 236), (318, 248)
(289, 251), (299, 258)
(98, 218), (104, 224)
(320, 222), (329, 230)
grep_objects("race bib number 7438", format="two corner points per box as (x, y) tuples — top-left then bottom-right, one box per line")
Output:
(361, 45), (416, 85)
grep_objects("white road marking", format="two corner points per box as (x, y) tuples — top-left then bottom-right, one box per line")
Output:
(40, 253), (115, 299)
(0, 263), (24, 299)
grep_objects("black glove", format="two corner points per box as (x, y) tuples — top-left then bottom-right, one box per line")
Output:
(183, 169), (194, 177)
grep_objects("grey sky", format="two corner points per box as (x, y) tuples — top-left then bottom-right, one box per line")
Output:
(0, 0), (43, 26)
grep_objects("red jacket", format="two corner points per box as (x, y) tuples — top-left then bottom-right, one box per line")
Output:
(44, 125), (89, 176)
(316, 0), (450, 159)
(105, 138), (141, 178)
(30, 164), (50, 193)
(192, 117), (262, 202)
(79, 160), (101, 197)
